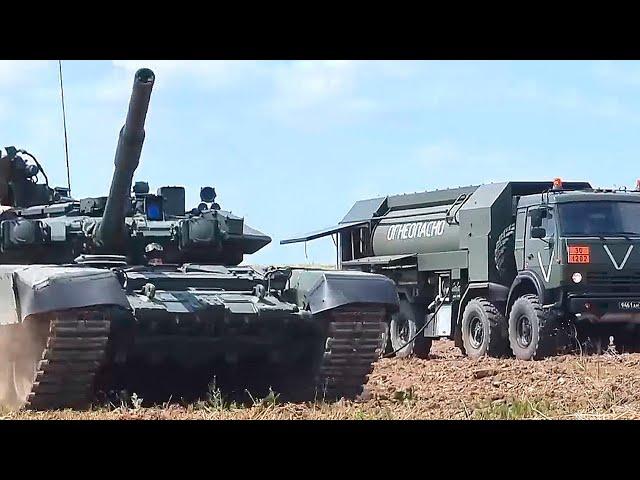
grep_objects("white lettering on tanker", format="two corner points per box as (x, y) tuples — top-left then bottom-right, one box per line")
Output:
(386, 220), (446, 241)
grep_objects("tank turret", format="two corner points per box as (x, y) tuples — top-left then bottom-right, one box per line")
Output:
(96, 68), (155, 252)
(0, 67), (271, 267)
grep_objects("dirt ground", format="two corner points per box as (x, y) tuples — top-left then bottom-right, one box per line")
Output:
(3, 340), (640, 420)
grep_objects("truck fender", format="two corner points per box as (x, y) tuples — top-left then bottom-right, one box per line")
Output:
(505, 270), (546, 316)
(456, 282), (509, 326)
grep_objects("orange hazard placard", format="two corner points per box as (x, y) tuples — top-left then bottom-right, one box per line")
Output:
(568, 245), (590, 263)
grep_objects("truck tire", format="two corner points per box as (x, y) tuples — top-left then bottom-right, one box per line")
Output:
(508, 294), (557, 360)
(494, 223), (516, 281)
(461, 297), (508, 359)
(380, 322), (394, 356)
(462, 297), (508, 359)
(389, 300), (432, 359)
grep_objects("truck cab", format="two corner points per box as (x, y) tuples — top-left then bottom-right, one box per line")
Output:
(507, 186), (640, 358)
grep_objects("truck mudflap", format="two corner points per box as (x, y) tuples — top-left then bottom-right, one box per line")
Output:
(0, 265), (130, 323)
(289, 269), (399, 315)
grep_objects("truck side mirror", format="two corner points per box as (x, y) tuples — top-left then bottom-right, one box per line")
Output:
(529, 208), (547, 227)
(531, 227), (546, 239)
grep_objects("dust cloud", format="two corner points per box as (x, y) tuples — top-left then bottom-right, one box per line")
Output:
(0, 317), (44, 410)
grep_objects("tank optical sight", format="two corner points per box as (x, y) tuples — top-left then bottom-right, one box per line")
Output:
(200, 186), (216, 203)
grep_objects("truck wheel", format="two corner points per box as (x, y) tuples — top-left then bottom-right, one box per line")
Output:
(494, 223), (516, 281)
(380, 322), (393, 356)
(508, 294), (556, 360)
(389, 300), (431, 358)
(461, 297), (508, 359)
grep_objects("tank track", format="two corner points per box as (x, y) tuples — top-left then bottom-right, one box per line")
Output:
(26, 310), (110, 411)
(314, 306), (386, 401)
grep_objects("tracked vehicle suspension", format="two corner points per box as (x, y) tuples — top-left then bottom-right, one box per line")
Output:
(313, 305), (387, 400)
(3, 309), (111, 411)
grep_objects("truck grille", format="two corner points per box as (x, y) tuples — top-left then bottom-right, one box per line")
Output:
(586, 271), (640, 292)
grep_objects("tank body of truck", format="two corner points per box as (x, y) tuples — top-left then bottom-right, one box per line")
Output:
(283, 180), (640, 360)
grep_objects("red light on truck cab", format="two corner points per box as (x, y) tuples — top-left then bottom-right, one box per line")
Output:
(553, 178), (563, 190)
(568, 245), (590, 264)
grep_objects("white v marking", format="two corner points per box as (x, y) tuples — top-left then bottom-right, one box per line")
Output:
(603, 245), (633, 271)
(537, 246), (553, 283)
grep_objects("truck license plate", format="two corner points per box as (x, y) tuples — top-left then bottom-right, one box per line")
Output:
(619, 301), (640, 310)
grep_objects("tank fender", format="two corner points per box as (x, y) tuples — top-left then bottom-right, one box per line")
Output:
(0, 265), (130, 323)
(0, 271), (20, 325)
(288, 269), (399, 315)
(505, 270), (546, 316)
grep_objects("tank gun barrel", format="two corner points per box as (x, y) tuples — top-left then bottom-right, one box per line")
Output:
(97, 68), (155, 250)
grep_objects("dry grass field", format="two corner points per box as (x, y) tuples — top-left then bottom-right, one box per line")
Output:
(3, 341), (640, 420)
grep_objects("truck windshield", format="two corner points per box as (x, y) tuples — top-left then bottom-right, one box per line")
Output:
(558, 201), (640, 236)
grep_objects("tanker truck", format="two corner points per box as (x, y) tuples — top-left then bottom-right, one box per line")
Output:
(282, 179), (640, 360)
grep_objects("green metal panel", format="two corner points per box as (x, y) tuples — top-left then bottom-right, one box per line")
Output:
(385, 185), (479, 210)
(466, 236), (490, 281)
(417, 250), (468, 271)
(458, 183), (511, 282)
(340, 197), (386, 223)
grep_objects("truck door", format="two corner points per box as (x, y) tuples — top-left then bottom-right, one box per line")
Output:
(514, 208), (527, 270)
(524, 206), (556, 284)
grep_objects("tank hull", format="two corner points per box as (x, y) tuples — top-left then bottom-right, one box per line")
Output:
(0, 264), (396, 409)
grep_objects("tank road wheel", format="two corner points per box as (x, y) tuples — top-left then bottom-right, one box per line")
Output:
(389, 300), (432, 359)
(508, 294), (558, 360)
(461, 297), (508, 359)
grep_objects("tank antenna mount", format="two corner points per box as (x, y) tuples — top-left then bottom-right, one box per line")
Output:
(58, 60), (72, 194)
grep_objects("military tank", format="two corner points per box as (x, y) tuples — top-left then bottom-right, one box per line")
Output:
(0, 68), (399, 410)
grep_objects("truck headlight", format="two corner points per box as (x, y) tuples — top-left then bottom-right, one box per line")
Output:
(572, 272), (583, 284)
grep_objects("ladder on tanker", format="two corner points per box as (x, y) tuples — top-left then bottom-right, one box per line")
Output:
(445, 193), (470, 225)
